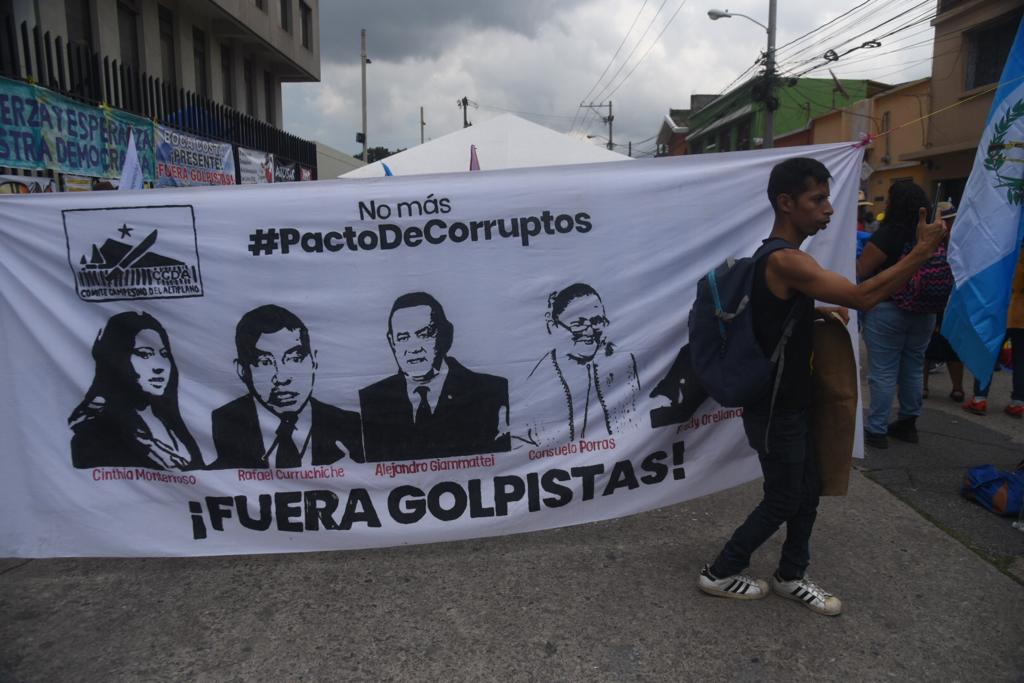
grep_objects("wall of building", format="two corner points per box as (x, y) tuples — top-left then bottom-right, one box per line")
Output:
(316, 140), (364, 178)
(9, 0), (320, 131)
(926, 0), (1023, 153)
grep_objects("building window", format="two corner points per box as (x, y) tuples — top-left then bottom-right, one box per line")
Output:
(264, 70), (275, 124)
(255, 0), (265, 10)
(244, 59), (255, 115)
(220, 45), (234, 107)
(280, 0), (291, 32)
(193, 27), (208, 98)
(65, 0), (94, 53)
(717, 128), (730, 153)
(300, 2), (312, 49)
(158, 6), (176, 89)
(965, 10), (1023, 90)
(117, 1), (140, 73)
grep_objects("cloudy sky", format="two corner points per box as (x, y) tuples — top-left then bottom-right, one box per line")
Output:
(283, 0), (937, 159)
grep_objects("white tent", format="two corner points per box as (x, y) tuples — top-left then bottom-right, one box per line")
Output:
(340, 113), (631, 178)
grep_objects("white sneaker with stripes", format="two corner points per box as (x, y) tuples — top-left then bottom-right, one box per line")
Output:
(771, 574), (842, 616)
(697, 564), (769, 600)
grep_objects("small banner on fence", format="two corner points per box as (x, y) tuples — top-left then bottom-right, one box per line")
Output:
(155, 125), (236, 187)
(0, 76), (156, 180)
(274, 158), (297, 182)
(299, 166), (313, 181)
(0, 174), (56, 194)
(0, 143), (863, 558)
(238, 147), (273, 184)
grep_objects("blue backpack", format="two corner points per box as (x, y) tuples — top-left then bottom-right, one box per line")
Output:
(961, 464), (1024, 516)
(688, 238), (805, 408)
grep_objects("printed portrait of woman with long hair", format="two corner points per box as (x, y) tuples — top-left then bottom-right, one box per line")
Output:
(69, 311), (203, 470)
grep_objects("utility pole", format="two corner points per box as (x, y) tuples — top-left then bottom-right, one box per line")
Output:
(628, 141), (631, 157)
(458, 96), (476, 128)
(420, 106), (425, 144)
(580, 101), (614, 149)
(764, 0), (777, 148)
(360, 29), (368, 161)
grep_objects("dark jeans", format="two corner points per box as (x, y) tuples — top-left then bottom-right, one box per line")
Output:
(710, 406), (820, 581)
(973, 329), (1024, 401)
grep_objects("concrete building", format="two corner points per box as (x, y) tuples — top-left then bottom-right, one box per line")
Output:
(776, 78), (932, 217)
(686, 77), (890, 154)
(1, 0), (320, 129)
(902, 0), (1024, 204)
(315, 140), (364, 179)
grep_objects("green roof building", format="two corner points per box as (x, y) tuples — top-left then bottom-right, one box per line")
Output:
(687, 77), (891, 153)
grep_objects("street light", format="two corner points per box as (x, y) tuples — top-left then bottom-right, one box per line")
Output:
(708, 3), (777, 148)
(361, 29), (370, 162)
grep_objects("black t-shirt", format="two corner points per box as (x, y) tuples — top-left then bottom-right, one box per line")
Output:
(751, 251), (814, 410)
(867, 221), (913, 273)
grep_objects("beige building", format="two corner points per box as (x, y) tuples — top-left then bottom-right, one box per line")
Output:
(2, 0), (320, 128)
(903, 0), (1024, 203)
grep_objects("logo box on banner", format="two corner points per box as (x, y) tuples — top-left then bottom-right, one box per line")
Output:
(0, 143), (864, 558)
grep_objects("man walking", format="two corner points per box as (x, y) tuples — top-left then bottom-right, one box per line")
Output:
(698, 158), (946, 615)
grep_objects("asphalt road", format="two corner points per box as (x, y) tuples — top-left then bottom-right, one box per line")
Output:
(1, 369), (1022, 682)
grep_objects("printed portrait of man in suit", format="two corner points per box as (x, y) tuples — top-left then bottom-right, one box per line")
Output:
(359, 292), (510, 462)
(209, 304), (364, 469)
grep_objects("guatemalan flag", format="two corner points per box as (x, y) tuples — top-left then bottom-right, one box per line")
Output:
(942, 19), (1024, 385)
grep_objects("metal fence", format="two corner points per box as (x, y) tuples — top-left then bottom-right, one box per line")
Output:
(0, 16), (317, 182)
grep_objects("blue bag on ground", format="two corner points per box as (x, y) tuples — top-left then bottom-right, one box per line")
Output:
(688, 238), (801, 407)
(960, 464), (1024, 516)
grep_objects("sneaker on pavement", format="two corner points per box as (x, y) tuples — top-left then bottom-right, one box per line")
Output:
(771, 574), (842, 616)
(863, 430), (888, 449)
(1005, 402), (1024, 418)
(962, 398), (988, 415)
(887, 417), (918, 443)
(698, 565), (769, 600)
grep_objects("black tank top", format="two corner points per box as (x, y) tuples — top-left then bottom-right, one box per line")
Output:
(751, 249), (814, 409)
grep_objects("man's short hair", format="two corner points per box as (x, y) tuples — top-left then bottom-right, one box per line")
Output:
(235, 304), (311, 367)
(388, 292), (454, 356)
(767, 157), (832, 211)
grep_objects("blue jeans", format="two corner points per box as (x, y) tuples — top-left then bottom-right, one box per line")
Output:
(710, 406), (820, 581)
(973, 328), (1024, 400)
(863, 301), (935, 434)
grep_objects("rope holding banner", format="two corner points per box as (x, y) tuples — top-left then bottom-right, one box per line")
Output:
(851, 132), (876, 149)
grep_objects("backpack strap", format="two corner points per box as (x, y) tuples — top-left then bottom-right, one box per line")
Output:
(750, 238), (805, 454)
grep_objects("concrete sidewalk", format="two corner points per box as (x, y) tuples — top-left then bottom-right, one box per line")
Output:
(2, 451), (1022, 680)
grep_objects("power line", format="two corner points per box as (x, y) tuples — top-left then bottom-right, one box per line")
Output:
(570, 0), (651, 134)
(776, 0), (927, 64)
(588, 0), (673, 105)
(781, 6), (938, 78)
(476, 103), (577, 120)
(601, 0), (691, 100)
(773, 0), (882, 58)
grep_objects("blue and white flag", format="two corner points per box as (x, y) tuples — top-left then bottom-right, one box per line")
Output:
(943, 19), (1024, 385)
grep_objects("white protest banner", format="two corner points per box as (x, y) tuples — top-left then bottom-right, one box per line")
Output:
(0, 143), (862, 558)
(238, 146), (273, 184)
(155, 126), (236, 188)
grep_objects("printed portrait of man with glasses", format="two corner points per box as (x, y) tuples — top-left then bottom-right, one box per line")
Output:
(514, 283), (642, 449)
(359, 292), (511, 462)
(209, 304), (363, 469)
